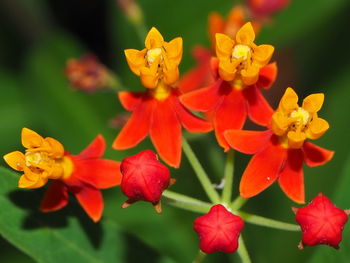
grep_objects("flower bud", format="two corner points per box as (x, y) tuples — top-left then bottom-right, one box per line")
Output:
(292, 193), (349, 249)
(120, 150), (174, 213)
(193, 204), (244, 253)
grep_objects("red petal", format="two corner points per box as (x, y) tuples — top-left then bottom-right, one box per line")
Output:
(78, 134), (105, 159)
(113, 98), (154, 149)
(150, 97), (182, 168)
(118, 91), (143, 111)
(244, 86), (273, 126)
(74, 184), (103, 222)
(214, 89), (247, 151)
(180, 79), (224, 112)
(40, 181), (69, 212)
(240, 141), (286, 198)
(72, 157), (122, 189)
(256, 62), (277, 90)
(303, 141), (334, 167)
(224, 129), (273, 154)
(278, 149), (305, 204)
(171, 95), (212, 133)
(178, 46), (213, 93)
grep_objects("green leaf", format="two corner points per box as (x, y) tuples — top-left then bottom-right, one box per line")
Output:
(0, 166), (125, 263)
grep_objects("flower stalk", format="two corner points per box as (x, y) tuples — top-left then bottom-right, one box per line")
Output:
(222, 150), (235, 205)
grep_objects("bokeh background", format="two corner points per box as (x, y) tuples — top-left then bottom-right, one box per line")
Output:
(0, 0), (350, 262)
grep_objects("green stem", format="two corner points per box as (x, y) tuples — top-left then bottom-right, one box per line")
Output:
(237, 236), (252, 263)
(237, 211), (300, 231)
(193, 250), (206, 263)
(162, 190), (211, 214)
(231, 196), (248, 211)
(221, 150), (235, 205)
(182, 137), (221, 204)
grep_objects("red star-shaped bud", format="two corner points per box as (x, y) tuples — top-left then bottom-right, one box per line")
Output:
(292, 193), (349, 249)
(120, 150), (175, 213)
(193, 204), (244, 253)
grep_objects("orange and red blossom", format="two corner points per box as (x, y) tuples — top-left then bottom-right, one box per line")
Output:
(3, 128), (122, 222)
(193, 204), (244, 253)
(292, 193), (349, 249)
(65, 55), (112, 92)
(120, 150), (174, 213)
(113, 28), (212, 168)
(247, 0), (290, 19)
(124, 27), (182, 89)
(224, 88), (333, 203)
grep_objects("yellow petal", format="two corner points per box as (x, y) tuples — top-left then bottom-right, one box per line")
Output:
(145, 27), (164, 49)
(21, 128), (43, 149)
(18, 172), (47, 189)
(306, 118), (329, 140)
(218, 59), (237, 81)
(253, 44), (274, 65)
(236, 22), (255, 45)
(241, 65), (259, 85)
(3, 151), (25, 171)
(302, 93), (324, 113)
(164, 37), (183, 65)
(45, 137), (65, 158)
(124, 49), (147, 76)
(215, 33), (234, 59)
(279, 87), (298, 112)
(140, 66), (159, 89)
(271, 112), (288, 136)
(163, 60), (179, 85)
(287, 131), (306, 149)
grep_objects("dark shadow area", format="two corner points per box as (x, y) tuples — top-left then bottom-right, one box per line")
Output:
(123, 233), (160, 263)
(8, 189), (103, 249)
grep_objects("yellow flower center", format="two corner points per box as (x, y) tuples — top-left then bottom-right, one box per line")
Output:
(232, 44), (251, 60)
(59, 156), (75, 180)
(151, 81), (171, 101)
(290, 108), (310, 127)
(146, 48), (163, 65)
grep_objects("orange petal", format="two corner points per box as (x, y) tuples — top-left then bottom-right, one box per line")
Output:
(140, 65), (159, 89)
(145, 27), (164, 49)
(172, 94), (213, 133)
(240, 141), (286, 198)
(208, 12), (225, 48)
(3, 151), (25, 171)
(224, 130), (273, 154)
(78, 135), (105, 159)
(40, 181), (69, 212)
(236, 22), (255, 45)
(256, 62), (278, 90)
(306, 118), (329, 140)
(226, 6), (245, 31)
(215, 33), (234, 59)
(45, 137), (65, 158)
(218, 59), (238, 81)
(180, 79), (224, 112)
(113, 99), (154, 149)
(73, 158), (122, 189)
(163, 62), (180, 85)
(302, 93), (324, 113)
(303, 141), (334, 167)
(18, 172), (47, 189)
(278, 149), (305, 204)
(287, 131), (306, 149)
(253, 44), (274, 65)
(244, 86), (273, 126)
(118, 91), (143, 111)
(214, 89), (247, 151)
(150, 98), (182, 168)
(241, 65), (259, 85)
(164, 37), (183, 65)
(74, 184), (104, 222)
(21, 128), (44, 149)
(279, 87), (298, 112)
(124, 48), (146, 76)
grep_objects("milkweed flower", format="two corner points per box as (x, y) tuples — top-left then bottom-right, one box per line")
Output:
(247, 0), (291, 19)
(113, 27), (212, 168)
(224, 88), (334, 203)
(193, 204), (244, 253)
(65, 54), (112, 92)
(3, 128), (122, 222)
(120, 150), (175, 213)
(292, 193), (349, 249)
(181, 22), (276, 151)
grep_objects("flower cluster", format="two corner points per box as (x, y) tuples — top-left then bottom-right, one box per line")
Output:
(3, 0), (349, 261)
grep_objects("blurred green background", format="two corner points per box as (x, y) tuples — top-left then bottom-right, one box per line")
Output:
(0, 0), (349, 262)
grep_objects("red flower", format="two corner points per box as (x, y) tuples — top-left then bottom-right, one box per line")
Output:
(120, 150), (174, 213)
(292, 193), (349, 249)
(113, 88), (212, 168)
(40, 135), (122, 222)
(224, 88), (333, 203)
(247, 0), (291, 19)
(181, 60), (277, 151)
(193, 204), (244, 253)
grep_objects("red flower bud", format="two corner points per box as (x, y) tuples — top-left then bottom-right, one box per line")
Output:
(193, 204), (244, 253)
(292, 193), (349, 249)
(120, 150), (174, 213)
